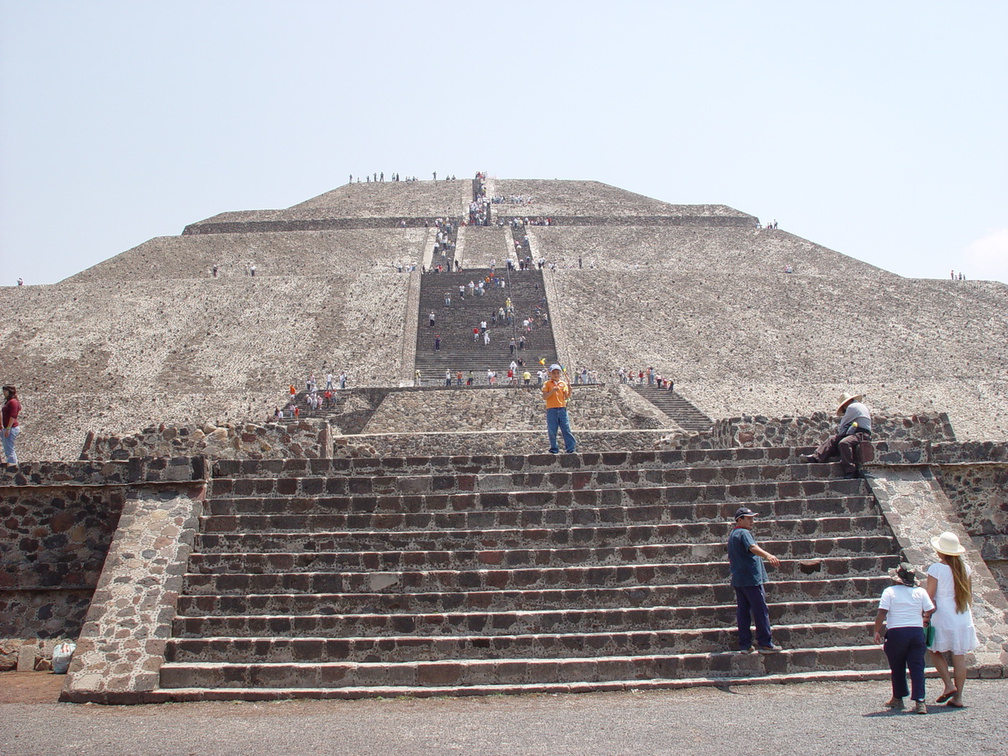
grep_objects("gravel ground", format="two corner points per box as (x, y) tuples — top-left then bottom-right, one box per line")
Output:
(2, 675), (1007, 755)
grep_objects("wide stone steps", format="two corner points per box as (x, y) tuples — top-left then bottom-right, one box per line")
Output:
(158, 644), (885, 690)
(210, 448), (835, 479)
(186, 535), (895, 575)
(202, 477), (867, 513)
(180, 554), (896, 594)
(164, 620), (873, 664)
(206, 463), (847, 501)
(198, 494), (876, 535)
(177, 582), (889, 615)
(414, 269), (557, 376)
(161, 446), (902, 697)
(194, 514), (888, 552)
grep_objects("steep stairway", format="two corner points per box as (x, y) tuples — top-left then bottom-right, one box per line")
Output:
(633, 385), (713, 432)
(413, 269), (557, 383)
(158, 449), (899, 699)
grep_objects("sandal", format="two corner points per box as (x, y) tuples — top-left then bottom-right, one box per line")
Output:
(936, 689), (957, 703)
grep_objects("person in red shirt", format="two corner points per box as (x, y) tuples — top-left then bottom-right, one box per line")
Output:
(2, 384), (21, 467)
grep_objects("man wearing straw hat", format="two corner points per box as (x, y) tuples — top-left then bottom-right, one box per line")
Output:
(801, 392), (872, 477)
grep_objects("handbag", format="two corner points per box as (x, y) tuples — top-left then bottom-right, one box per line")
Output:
(924, 623), (935, 648)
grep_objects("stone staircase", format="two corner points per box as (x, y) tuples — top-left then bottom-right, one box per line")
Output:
(413, 269), (557, 382)
(157, 449), (898, 699)
(633, 385), (713, 432)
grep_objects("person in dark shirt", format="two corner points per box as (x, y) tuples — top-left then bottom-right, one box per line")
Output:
(728, 506), (781, 653)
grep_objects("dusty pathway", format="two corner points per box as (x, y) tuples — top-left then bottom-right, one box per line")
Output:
(3, 673), (1008, 755)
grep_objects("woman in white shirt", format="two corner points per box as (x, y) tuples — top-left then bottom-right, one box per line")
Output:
(873, 562), (935, 714)
(927, 531), (979, 708)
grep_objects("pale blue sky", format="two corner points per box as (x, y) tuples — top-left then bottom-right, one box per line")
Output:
(2, 1), (1006, 285)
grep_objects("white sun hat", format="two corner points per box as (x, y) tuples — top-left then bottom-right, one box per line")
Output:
(931, 530), (967, 556)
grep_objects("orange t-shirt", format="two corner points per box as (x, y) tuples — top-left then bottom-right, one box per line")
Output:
(542, 379), (571, 409)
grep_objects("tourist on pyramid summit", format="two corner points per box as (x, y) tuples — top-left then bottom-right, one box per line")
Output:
(542, 364), (576, 454)
(2, 384), (21, 467)
(801, 392), (872, 478)
(728, 506), (781, 654)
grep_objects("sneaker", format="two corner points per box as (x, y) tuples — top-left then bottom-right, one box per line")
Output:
(914, 700), (928, 714)
(885, 697), (904, 710)
(799, 454), (818, 463)
(737, 646), (755, 654)
(756, 644), (781, 654)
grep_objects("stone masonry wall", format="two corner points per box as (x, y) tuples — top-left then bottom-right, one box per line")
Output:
(80, 420), (331, 461)
(0, 486), (124, 671)
(0, 458), (205, 673)
(930, 444), (1008, 595)
(702, 412), (956, 448)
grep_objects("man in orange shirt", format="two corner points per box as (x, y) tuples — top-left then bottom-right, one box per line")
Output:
(542, 364), (576, 454)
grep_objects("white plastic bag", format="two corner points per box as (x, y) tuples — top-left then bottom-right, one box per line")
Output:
(51, 642), (76, 674)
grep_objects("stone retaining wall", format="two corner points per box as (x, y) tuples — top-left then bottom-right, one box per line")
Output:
(930, 447), (1008, 595)
(0, 458), (206, 673)
(698, 412), (957, 448)
(80, 420), (331, 461)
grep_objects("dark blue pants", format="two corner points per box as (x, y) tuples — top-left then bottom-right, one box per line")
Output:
(734, 584), (772, 649)
(883, 626), (926, 701)
(546, 407), (577, 454)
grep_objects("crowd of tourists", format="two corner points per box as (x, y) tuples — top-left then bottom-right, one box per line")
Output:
(349, 172), (454, 183)
(616, 366), (675, 391)
(491, 194), (533, 205)
(273, 371), (349, 419)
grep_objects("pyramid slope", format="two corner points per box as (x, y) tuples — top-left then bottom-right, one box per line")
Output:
(2, 273), (414, 460)
(67, 228), (428, 282)
(488, 179), (751, 219)
(4, 177), (1008, 460)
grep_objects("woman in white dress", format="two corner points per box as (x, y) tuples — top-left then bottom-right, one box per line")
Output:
(927, 531), (979, 708)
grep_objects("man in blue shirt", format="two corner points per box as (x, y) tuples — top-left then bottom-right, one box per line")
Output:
(728, 506), (781, 653)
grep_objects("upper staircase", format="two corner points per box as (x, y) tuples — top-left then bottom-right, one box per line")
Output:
(157, 448), (899, 699)
(413, 269), (557, 383)
(633, 385), (713, 432)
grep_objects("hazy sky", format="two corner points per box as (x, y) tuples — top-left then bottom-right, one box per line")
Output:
(2, 1), (1006, 285)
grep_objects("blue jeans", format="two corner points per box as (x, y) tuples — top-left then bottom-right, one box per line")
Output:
(3, 425), (19, 465)
(546, 407), (576, 453)
(884, 626), (926, 701)
(734, 584), (773, 649)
